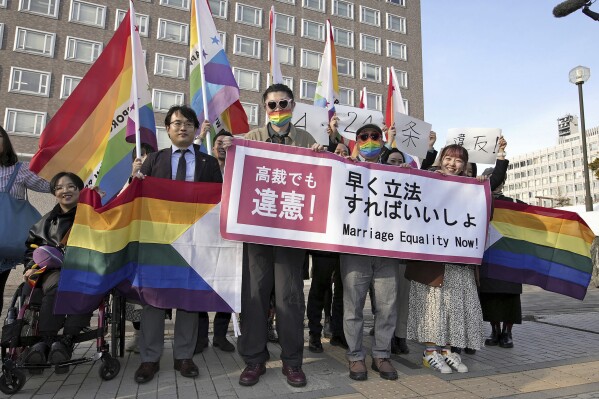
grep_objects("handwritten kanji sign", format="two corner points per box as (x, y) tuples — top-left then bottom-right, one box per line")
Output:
(334, 105), (384, 143)
(291, 102), (329, 145)
(393, 112), (432, 160)
(446, 128), (502, 164)
(221, 138), (492, 264)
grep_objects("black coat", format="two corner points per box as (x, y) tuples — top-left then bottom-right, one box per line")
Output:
(140, 144), (223, 183)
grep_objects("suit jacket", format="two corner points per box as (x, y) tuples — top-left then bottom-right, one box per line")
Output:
(140, 144), (222, 183)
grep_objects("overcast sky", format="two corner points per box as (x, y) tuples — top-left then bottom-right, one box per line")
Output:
(420, 1), (599, 159)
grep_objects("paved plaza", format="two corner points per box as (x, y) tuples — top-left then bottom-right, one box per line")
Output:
(2, 272), (599, 398)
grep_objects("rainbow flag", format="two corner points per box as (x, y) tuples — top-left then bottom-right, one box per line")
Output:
(483, 200), (594, 300)
(314, 19), (339, 115)
(190, 0), (248, 135)
(30, 6), (156, 203)
(55, 177), (242, 315)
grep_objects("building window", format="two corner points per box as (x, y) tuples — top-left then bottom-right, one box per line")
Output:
(283, 76), (294, 90)
(233, 68), (260, 91)
(276, 44), (294, 65)
(18, 0), (59, 18)
(360, 34), (381, 54)
(235, 3), (262, 27)
(157, 19), (189, 44)
(159, 0), (190, 10)
(154, 53), (187, 79)
(300, 49), (322, 70)
(387, 40), (407, 60)
(387, 0), (406, 6)
(360, 62), (381, 82)
(389, 69), (408, 88)
(366, 93), (382, 111)
(4, 108), (47, 136)
(69, 0), (107, 28)
(332, 27), (353, 47)
(14, 27), (55, 57)
(275, 12), (295, 35)
(300, 79), (317, 100)
(241, 102), (259, 125)
(338, 87), (354, 106)
(0, 0), (6, 7)
(276, 0), (295, 3)
(60, 75), (82, 99)
(332, 0), (353, 19)
(337, 56), (354, 77)
(234, 35), (261, 59)
(209, 0), (228, 19)
(360, 6), (380, 26)
(387, 13), (406, 33)
(301, 19), (325, 41)
(9, 67), (51, 97)
(303, 0), (324, 12)
(65, 36), (102, 64)
(116, 9), (150, 37)
(0, 23), (4, 48)
(218, 31), (226, 48)
(403, 99), (409, 114)
(152, 89), (184, 112)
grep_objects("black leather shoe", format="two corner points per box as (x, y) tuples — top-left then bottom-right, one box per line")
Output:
(135, 362), (159, 384)
(282, 364), (307, 387)
(174, 358), (199, 378)
(239, 363), (266, 386)
(391, 337), (410, 354)
(194, 336), (209, 354)
(451, 346), (462, 354)
(485, 330), (500, 346)
(24, 342), (49, 375)
(49, 340), (73, 374)
(213, 336), (235, 352)
(308, 333), (323, 353)
(499, 332), (514, 348)
(464, 348), (477, 355)
(330, 335), (349, 349)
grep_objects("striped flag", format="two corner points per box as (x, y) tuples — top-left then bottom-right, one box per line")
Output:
(30, 5), (157, 204)
(269, 6), (284, 85)
(190, 0), (248, 135)
(314, 19), (339, 116)
(385, 66), (406, 129)
(483, 200), (594, 300)
(56, 177), (242, 316)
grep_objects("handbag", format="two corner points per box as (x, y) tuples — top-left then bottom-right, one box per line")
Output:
(0, 163), (42, 259)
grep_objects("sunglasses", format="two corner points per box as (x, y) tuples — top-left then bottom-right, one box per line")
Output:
(266, 99), (292, 110)
(358, 132), (381, 142)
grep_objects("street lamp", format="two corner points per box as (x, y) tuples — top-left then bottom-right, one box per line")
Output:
(569, 65), (593, 212)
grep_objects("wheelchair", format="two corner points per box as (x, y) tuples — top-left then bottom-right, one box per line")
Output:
(0, 266), (127, 395)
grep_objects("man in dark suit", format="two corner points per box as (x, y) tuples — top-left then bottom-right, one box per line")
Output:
(134, 105), (222, 384)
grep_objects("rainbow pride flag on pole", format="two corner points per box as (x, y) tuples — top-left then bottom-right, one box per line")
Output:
(314, 19), (339, 115)
(55, 177), (242, 318)
(483, 200), (595, 300)
(190, 0), (248, 136)
(30, 5), (156, 203)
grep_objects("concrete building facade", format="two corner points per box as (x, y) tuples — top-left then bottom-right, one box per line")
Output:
(0, 0), (423, 155)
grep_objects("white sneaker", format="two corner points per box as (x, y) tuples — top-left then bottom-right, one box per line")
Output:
(423, 351), (452, 374)
(442, 351), (468, 373)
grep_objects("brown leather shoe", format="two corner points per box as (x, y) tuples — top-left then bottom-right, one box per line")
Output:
(239, 363), (266, 386)
(174, 358), (199, 378)
(282, 364), (307, 387)
(372, 358), (398, 380)
(349, 359), (367, 380)
(134, 362), (159, 384)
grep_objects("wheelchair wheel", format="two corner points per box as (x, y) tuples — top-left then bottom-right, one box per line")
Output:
(99, 355), (120, 381)
(0, 369), (26, 394)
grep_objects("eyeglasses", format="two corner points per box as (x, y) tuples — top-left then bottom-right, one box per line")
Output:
(169, 121), (196, 129)
(357, 132), (381, 142)
(54, 184), (78, 193)
(265, 99), (292, 110)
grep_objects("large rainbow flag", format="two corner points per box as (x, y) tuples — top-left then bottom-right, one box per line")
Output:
(55, 177), (242, 315)
(483, 200), (594, 300)
(190, 0), (248, 135)
(30, 5), (156, 203)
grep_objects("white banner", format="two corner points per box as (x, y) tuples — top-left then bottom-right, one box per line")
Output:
(335, 104), (384, 142)
(393, 113), (433, 160)
(291, 102), (330, 145)
(446, 128), (502, 164)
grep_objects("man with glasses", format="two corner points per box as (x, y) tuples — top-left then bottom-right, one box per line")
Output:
(340, 124), (400, 382)
(133, 105), (222, 384)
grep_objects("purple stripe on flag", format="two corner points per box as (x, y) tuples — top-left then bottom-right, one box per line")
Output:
(124, 283), (234, 313)
(486, 263), (588, 300)
(204, 62), (238, 86)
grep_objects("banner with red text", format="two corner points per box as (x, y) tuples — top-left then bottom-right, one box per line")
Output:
(221, 139), (492, 264)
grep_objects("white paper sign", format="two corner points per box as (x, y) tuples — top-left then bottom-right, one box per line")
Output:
(446, 128), (502, 164)
(393, 112), (432, 160)
(334, 105), (384, 142)
(291, 102), (330, 145)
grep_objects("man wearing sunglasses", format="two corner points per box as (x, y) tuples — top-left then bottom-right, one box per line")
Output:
(339, 123), (401, 382)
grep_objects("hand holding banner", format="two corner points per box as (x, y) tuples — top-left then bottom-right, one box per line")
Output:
(446, 128), (502, 164)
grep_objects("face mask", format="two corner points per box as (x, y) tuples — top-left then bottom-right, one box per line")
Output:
(268, 109), (292, 127)
(358, 140), (383, 159)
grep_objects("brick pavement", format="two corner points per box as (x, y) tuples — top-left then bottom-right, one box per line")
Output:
(3, 277), (599, 398)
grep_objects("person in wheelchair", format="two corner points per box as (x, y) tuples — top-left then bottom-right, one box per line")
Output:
(22, 172), (91, 368)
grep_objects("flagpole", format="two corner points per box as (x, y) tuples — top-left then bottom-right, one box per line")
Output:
(194, 0), (212, 154)
(129, 1), (141, 159)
